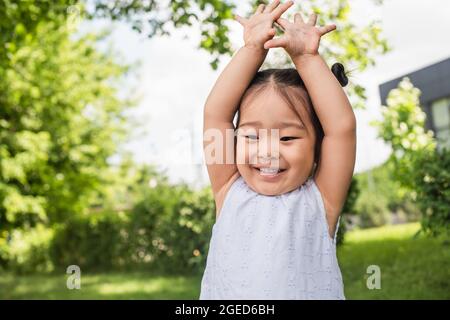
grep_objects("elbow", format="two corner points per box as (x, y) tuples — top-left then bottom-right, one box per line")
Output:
(340, 107), (357, 133)
(343, 114), (357, 133)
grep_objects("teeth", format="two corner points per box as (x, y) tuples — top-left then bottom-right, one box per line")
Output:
(259, 168), (280, 176)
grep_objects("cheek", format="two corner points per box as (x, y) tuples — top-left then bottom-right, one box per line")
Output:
(282, 141), (314, 167)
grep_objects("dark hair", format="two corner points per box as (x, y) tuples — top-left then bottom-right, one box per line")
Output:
(236, 62), (348, 175)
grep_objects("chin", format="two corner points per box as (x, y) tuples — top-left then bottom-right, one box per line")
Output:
(238, 166), (290, 196)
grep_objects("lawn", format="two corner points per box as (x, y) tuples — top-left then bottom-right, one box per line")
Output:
(0, 222), (448, 299)
(339, 222), (450, 299)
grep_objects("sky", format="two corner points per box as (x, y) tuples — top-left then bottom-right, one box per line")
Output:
(86, 0), (450, 187)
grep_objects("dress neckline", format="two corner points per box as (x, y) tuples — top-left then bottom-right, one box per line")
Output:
(238, 175), (313, 203)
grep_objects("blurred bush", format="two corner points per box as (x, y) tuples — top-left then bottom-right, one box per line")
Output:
(0, 224), (54, 274)
(46, 180), (215, 275)
(372, 78), (449, 237)
(50, 211), (129, 272)
(0, 4), (132, 264)
(336, 177), (359, 246)
(413, 148), (450, 237)
(353, 161), (420, 229)
(356, 192), (391, 228)
(146, 185), (215, 274)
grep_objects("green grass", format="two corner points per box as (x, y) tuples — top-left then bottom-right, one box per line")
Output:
(0, 223), (448, 299)
(0, 272), (203, 299)
(339, 223), (450, 299)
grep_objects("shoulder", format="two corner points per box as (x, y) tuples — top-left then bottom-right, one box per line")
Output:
(213, 171), (241, 219)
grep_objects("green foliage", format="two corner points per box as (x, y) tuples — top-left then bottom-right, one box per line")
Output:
(319, 0), (390, 109)
(0, 224), (54, 274)
(50, 210), (130, 272)
(372, 78), (449, 237)
(0, 0), (392, 273)
(356, 191), (391, 228)
(261, 0), (390, 109)
(0, 0), (236, 70)
(0, 8), (131, 235)
(90, 0), (390, 82)
(48, 174), (216, 274)
(336, 177), (359, 245)
(412, 148), (450, 237)
(125, 180), (180, 270)
(2, 222), (449, 299)
(0, 0), (74, 44)
(88, 0), (236, 69)
(356, 161), (405, 211)
(155, 185), (215, 274)
(371, 77), (436, 189)
(353, 161), (421, 229)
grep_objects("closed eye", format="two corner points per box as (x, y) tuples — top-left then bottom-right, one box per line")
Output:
(280, 136), (299, 141)
(245, 135), (258, 140)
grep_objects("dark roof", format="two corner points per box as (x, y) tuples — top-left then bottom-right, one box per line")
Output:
(379, 56), (450, 106)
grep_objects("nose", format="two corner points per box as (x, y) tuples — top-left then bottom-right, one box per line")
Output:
(258, 154), (277, 163)
(257, 134), (279, 163)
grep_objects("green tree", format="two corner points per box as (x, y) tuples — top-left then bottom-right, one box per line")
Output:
(371, 78), (436, 189)
(3, 0), (390, 98)
(372, 78), (449, 237)
(0, 0), (392, 269)
(412, 148), (450, 237)
(0, 4), (132, 267)
(260, 0), (389, 109)
(1, 0), (237, 69)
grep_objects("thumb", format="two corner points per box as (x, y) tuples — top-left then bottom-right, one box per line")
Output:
(264, 37), (286, 50)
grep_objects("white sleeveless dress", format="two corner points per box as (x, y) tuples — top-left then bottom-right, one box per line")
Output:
(199, 175), (345, 300)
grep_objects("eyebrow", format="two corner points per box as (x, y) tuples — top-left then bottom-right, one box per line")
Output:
(238, 120), (306, 130)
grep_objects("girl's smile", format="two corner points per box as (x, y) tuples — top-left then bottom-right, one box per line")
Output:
(236, 85), (316, 196)
(252, 165), (287, 180)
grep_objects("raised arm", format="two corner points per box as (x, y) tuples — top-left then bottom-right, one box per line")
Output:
(293, 53), (356, 236)
(203, 1), (294, 213)
(265, 12), (356, 236)
(203, 46), (266, 194)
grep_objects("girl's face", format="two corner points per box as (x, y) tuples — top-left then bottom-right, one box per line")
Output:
(236, 86), (316, 196)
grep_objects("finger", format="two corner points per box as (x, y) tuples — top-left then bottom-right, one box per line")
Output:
(235, 14), (247, 26)
(264, 37), (288, 49)
(263, 0), (280, 13)
(274, 21), (285, 32)
(307, 13), (317, 26)
(255, 4), (265, 14)
(276, 17), (290, 30)
(294, 13), (304, 24)
(267, 27), (277, 37)
(271, 0), (294, 20)
(317, 24), (336, 36)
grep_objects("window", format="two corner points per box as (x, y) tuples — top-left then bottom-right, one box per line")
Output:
(431, 97), (450, 150)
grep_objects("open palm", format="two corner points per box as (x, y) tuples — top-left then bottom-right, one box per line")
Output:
(264, 12), (336, 58)
(235, 0), (294, 51)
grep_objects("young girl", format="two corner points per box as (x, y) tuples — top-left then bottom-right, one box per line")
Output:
(199, 0), (356, 300)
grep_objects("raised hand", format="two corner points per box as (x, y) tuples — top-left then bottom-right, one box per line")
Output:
(235, 0), (294, 51)
(263, 12), (336, 58)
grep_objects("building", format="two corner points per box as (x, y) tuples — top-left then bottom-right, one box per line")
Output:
(379, 57), (450, 150)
